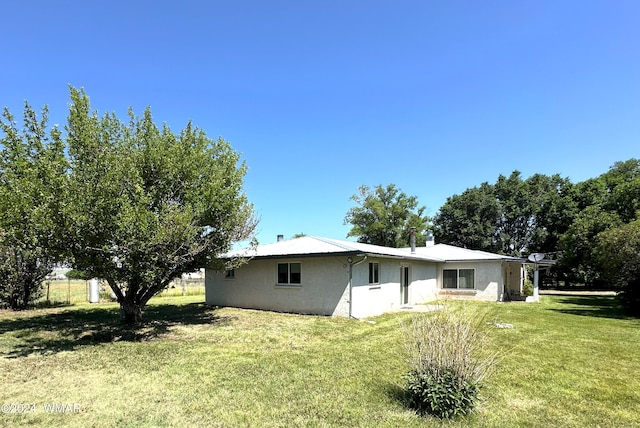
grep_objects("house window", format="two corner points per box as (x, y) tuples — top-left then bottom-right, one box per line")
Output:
(225, 269), (235, 279)
(368, 262), (379, 284)
(442, 269), (475, 289)
(277, 262), (301, 285)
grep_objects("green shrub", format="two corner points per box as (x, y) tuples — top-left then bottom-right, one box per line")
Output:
(405, 369), (479, 419)
(522, 278), (534, 297)
(402, 306), (497, 419)
(66, 269), (90, 280)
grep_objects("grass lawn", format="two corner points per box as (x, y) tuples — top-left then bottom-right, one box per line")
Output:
(0, 294), (638, 427)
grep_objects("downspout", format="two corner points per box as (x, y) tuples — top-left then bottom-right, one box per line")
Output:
(348, 255), (368, 319)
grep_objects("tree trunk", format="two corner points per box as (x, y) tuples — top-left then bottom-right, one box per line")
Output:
(120, 300), (143, 325)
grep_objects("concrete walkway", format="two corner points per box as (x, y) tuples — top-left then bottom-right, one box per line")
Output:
(393, 304), (444, 313)
(539, 290), (616, 296)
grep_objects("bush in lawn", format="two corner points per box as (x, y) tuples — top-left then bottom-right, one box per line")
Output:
(402, 306), (497, 419)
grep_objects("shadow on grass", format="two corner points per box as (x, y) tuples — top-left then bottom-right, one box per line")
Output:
(383, 381), (412, 408)
(0, 302), (233, 358)
(548, 295), (636, 320)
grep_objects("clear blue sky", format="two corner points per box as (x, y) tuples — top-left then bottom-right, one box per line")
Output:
(2, 1), (639, 245)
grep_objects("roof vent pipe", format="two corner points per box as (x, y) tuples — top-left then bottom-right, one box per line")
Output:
(277, 234), (284, 242)
(426, 230), (434, 247)
(410, 227), (416, 254)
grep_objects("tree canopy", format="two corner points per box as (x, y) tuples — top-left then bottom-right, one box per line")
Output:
(596, 219), (640, 314)
(434, 171), (575, 257)
(433, 158), (640, 313)
(64, 87), (257, 324)
(0, 103), (67, 309)
(344, 184), (430, 247)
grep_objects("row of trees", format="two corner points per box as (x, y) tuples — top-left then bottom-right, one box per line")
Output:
(0, 88), (257, 322)
(433, 161), (640, 289)
(344, 161), (640, 314)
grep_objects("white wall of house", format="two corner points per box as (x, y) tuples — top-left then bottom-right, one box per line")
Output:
(409, 263), (439, 304)
(436, 261), (504, 301)
(205, 256), (350, 316)
(350, 258), (398, 318)
(349, 258), (438, 318)
(206, 254), (516, 317)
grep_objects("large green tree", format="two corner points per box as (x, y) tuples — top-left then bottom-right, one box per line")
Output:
(524, 173), (576, 255)
(344, 184), (430, 247)
(64, 88), (257, 324)
(555, 159), (640, 286)
(433, 182), (501, 252)
(434, 172), (575, 257)
(0, 103), (67, 309)
(596, 219), (640, 314)
(558, 206), (621, 286)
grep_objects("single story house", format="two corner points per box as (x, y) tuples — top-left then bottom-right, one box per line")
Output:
(205, 235), (528, 318)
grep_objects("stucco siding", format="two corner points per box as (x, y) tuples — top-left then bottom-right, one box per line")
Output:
(437, 261), (503, 301)
(350, 258), (438, 318)
(409, 263), (438, 304)
(206, 256), (350, 316)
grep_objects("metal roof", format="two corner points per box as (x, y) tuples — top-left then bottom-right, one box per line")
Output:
(407, 244), (524, 262)
(223, 236), (523, 263)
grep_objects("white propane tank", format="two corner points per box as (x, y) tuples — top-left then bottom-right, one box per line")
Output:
(89, 278), (100, 303)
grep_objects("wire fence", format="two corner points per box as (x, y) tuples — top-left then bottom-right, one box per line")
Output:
(38, 278), (205, 305)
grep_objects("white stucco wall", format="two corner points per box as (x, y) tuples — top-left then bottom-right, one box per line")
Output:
(409, 263), (439, 304)
(436, 261), (505, 301)
(207, 255), (439, 318)
(350, 258), (438, 318)
(206, 256), (351, 316)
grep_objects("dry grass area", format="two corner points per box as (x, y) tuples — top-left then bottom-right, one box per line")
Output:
(37, 280), (204, 306)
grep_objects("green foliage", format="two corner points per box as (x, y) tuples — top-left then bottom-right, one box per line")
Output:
(434, 182), (501, 252)
(344, 184), (430, 247)
(558, 207), (621, 286)
(402, 307), (497, 419)
(63, 87), (257, 324)
(65, 269), (90, 280)
(596, 220), (640, 314)
(522, 277), (534, 297)
(434, 171), (575, 257)
(0, 102), (67, 309)
(405, 369), (479, 419)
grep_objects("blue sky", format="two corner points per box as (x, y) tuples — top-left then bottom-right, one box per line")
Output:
(2, 1), (639, 245)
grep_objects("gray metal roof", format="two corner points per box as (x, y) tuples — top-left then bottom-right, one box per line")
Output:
(223, 236), (522, 263)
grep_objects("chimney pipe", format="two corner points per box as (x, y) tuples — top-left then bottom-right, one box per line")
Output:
(426, 230), (434, 247)
(277, 234), (284, 242)
(410, 227), (416, 254)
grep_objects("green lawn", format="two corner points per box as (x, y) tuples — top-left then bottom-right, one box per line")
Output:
(0, 294), (638, 427)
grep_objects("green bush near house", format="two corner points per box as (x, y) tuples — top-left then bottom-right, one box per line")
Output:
(522, 278), (534, 297)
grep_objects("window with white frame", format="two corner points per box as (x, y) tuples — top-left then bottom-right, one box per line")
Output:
(442, 268), (475, 289)
(277, 262), (301, 285)
(368, 262), (379, 284)
(224, 269), (235, 279)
